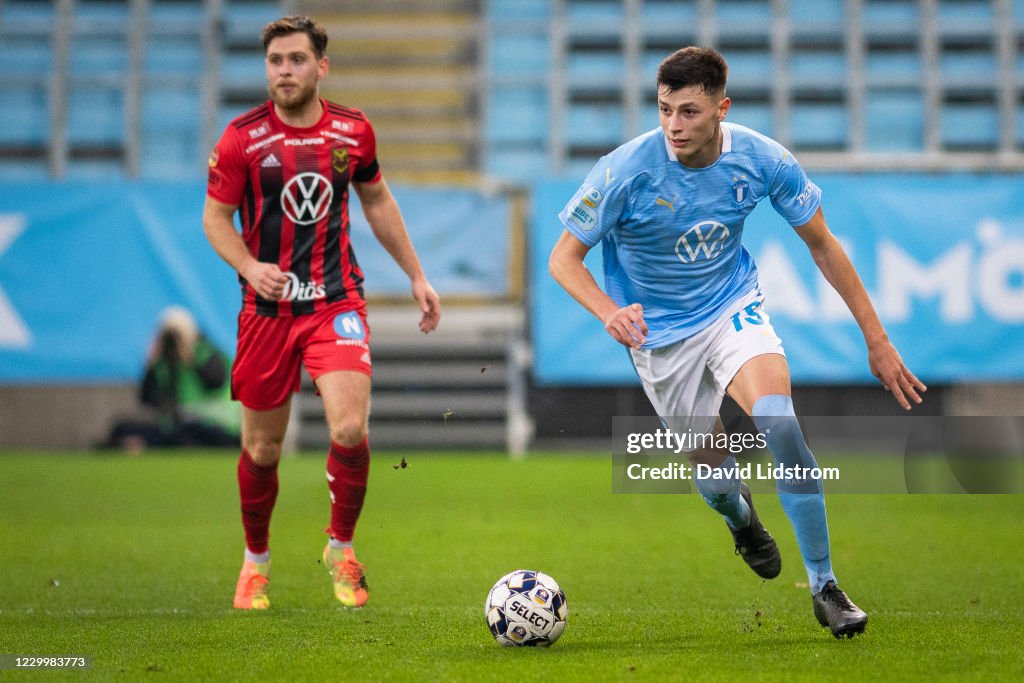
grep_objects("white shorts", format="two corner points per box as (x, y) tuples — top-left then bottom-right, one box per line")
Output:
(630, 289), (786, 431)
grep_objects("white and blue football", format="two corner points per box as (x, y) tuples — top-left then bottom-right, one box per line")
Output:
(485, 570), (568, 647)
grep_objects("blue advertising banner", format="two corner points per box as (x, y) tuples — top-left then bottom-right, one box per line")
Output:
(0, 182), (508, 382)
(531, 174), (1024, 385)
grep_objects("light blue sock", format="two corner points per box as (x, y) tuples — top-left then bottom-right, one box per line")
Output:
(694, 455), (750, 530)
(752, 394), (836, 594)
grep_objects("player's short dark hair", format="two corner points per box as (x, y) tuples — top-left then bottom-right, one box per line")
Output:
(657, 47), (728, 97)
(262, 16), (328, 60)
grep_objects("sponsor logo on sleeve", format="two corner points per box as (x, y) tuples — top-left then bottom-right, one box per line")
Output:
(568, 200), (598, 230)
(796, 181), (815, 206)
(582, 186), (603, 208)
(208, 147), (219, 167)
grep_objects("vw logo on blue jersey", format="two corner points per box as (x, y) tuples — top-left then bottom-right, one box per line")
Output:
(731, 176), (749, 204)
(675, 221), (730, 263)
(333, 311), (365, 340)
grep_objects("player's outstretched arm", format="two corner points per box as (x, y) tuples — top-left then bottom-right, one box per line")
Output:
(794, 207), (927, 410)
(202, 196), (288, 300)
(353, 178), (440, 333)
(549, 230), (648, 349)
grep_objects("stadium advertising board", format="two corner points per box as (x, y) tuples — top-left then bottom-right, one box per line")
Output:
(0, 182), (508, 381)
(531, 174), (1024, 384)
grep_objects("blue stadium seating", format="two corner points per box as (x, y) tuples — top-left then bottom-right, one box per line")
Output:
(566, 51), (625, 89)
(0, 33), (53, 73)
(790, 103), (848, 149)
(714, 0), (773, 35)
(487, 0), (551, 22)
(484, 146), (550, 180)
(941, 50), (997, 88)
(728, 104), (773, 138)
(937, 0), (994, 36)
(68, 35), (129, 76)
(790, 50), (846, 89)
(866, 92), (924, 152)
(723, 50), (775, 90)
(862, 0), (919, 37)
(487, 88), (548, 145)
(0, 159), (49, 181)
(942, 104), (999, 149)
(0, 90), (49, 145)
(641, 0), (698, 37)
(145, 40), (203, 76)
(67, 89), (125, 145)
(565, 104), (624, 148)
(489, 34), (550, 78)
(866, 50), (923, 88)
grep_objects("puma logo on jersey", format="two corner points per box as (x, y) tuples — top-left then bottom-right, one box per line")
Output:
(656, 198), (674, 211)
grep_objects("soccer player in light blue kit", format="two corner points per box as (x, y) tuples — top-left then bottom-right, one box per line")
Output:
(550, 47), (926, 638)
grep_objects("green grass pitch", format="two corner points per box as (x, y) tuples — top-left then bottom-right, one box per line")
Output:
(1, 450), (1022, 681)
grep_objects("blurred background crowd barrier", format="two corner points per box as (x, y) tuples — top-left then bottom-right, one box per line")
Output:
(1, 0), (1023, 453)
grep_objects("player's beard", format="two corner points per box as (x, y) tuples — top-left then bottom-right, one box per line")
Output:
(270, 80), (318, 116)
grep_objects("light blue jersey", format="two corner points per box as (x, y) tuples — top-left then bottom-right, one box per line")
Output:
(558, 122), (821, 348)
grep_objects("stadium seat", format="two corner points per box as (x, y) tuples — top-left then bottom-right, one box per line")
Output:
(788, 0), (844, 27)
(942, 104), (999, 149)
(729, 104), (773, 138)
(862, 0), (919, 38)
(566, 52), (625, 88)
(790, 50), (846, 90)
(0, 0), (56, 25)
(489, 34), (550, 78)
(143, 87), (201, 132)
(866, 49), (922, 88)
(148, 0), (205, 28)
(715, 0), (773, 38)
(68, 35), (129, 76)
(220, 53), (266, 91)
(141, 134), (202, 179)
(565, 104), (625, 148)
(145, 39), (203, 76)
(486, 88), (548, 145)
(65, 159), (127, 180)
(67, 88), (125, 144)
(0, 33), (53, 73)
(724, 50), (775, 91)
(484, 146), (549, 182)
(790, 103), (847, 149)
(641, 0), (698, 37)
(0, 90), (49, 145)
(937, 0), (994, 36)
(865, 92), (924, 151)
(222, 1), (283, 44)
(487, 0), (551, 22)
(0, 158), (49, 180)
(940, 50), (997, 89)
(565, 0), (624, 38)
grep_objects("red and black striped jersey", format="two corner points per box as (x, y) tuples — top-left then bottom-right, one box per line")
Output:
(207, 99), (381, 317)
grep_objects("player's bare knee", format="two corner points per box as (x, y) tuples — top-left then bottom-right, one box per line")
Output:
(328, 419), (368, 448)
(244, 435), (284, 466)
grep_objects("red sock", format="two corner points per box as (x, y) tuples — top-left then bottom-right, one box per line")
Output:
(326, 439), (370, 543)
(237, 449), (278, 554)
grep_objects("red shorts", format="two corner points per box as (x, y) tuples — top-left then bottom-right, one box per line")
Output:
(232, 302), (372, 410)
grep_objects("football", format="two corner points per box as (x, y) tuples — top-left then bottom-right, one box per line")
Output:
(485, 570), (568, 647)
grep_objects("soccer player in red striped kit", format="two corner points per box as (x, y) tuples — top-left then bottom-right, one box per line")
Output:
(203, 16), (441, 609)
